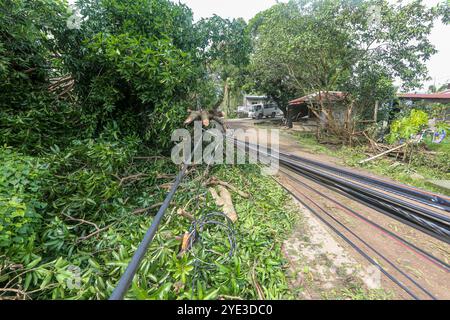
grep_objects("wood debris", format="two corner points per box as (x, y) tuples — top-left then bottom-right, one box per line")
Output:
(205, 177), (249, 198)
(209, 186), (238, 223)
(184, 109), (226, 129)
(132, 202), (164, 215)
(159, 183), (173, 190)
(177, 208), (194, 221)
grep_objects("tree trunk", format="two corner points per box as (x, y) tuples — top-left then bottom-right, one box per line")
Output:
(287, 105), (293, 128)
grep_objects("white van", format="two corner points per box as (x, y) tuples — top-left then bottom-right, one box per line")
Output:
(248, 104), (277, 119)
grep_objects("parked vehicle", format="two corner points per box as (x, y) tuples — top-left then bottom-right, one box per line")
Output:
(248, 103), (277, 119)
(237, 105), (250, 118)
(275, 106), (284, 117)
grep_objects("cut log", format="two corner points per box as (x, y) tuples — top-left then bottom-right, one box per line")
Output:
(184, 110), (202, 125)
(184, 109), (225, 128)
(201, 110), (210, 127)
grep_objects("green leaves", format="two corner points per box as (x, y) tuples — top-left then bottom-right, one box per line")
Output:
(249, 0), (440, 115)
(387, 109), (429, 143)
(0, 147), (45, 253)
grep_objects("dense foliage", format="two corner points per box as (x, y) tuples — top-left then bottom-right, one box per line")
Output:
(248, 0), (441, 117)
(387, 109), (429, 143)
(0, 0), (291, 300)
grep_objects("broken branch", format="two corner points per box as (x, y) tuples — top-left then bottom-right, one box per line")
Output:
(132, 202), (164, 215)
(359, 143), (407, 164)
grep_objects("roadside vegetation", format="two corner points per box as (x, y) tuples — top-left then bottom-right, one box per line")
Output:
(240, 0), (449, 196)
(284, 127), (450, 196)
(1, 0), (448, 300)
(1, 153), (298, 299)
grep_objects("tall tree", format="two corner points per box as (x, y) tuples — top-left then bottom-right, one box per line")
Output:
(249, 0), (440, 123)
(194, 15), (251, 115)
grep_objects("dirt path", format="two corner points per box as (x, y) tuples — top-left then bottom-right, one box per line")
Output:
(227, 119), (450, 300)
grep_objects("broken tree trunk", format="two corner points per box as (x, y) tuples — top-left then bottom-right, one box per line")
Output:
(184, 109), (224, 127)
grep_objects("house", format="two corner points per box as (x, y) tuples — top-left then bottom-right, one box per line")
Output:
(395, 84), (450, 120)
(288, 91), (349, 129)
(288, 85), (450, 128)
(397, 93), (450, 104)
(243, 95), (269, 107)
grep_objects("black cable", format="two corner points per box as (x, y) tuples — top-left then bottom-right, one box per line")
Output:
(272, 177), (422, 300)
(244, 140), (450, 210)
(109, 163), (189, 300)
(281, 160), (450, 242)
(230, 138), (422, 298)
(281, 149), (450, 211)
(279, 167), (450, 272)
(280, 170), (438, 299)
(236, 139), (450, 242)
(189, 131), (237, 299)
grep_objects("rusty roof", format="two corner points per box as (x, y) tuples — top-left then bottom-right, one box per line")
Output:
(289, 91), (348, 106)
(397, 92), (450, 100)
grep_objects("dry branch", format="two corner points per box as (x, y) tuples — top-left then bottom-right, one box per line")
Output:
(133, 156), (167, 161)
(159, 183), (173, 190)
(116, 173), (149, 186)
(78, 225), (111, 242)
(157, 174), (175, 180)
(132, 202), (164, 215)
(206, 177), (249, 198)
(359, 143), (407, 164)
(62, 212), (111, 242)
(177, 208), (194, 221)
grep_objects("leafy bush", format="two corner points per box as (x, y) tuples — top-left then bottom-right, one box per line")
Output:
(0, 136), (153, 299)
(0, 148), (47, 258)
(55, 0), (201, 148)
(387, 109), (429, 144)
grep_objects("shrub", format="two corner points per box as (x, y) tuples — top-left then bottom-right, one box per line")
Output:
(0, 148), (47, 258)
(387, 109), (429, 144)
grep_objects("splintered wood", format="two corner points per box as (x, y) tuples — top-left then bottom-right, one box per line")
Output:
(209, 185), (238, 223)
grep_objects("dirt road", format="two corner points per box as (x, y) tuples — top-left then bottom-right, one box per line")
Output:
(227, 118), (450, 300)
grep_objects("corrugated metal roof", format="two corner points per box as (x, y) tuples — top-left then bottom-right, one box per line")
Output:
(289, 91), (347, 106)
(398, 93), (450, 100)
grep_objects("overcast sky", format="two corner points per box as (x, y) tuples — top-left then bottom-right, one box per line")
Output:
(69, 0), (449, 91)
(179, 0), (449, 91)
